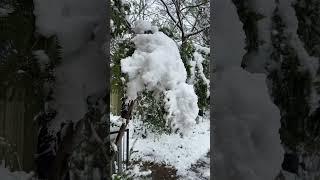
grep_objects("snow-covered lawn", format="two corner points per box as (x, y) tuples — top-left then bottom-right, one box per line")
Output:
(0, 166), (34, 180)
(111, 113), (210, 179)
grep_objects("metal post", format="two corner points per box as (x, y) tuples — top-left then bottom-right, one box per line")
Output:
(110, 129), (130, 172)
(126, 129), (129, 167)
(118, 138), (122, 173)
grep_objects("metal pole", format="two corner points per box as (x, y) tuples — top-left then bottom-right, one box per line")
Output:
(118, 138), (122, 173)
(126, 129), (129, 167)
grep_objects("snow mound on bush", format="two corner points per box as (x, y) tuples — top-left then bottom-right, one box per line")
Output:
(121, 26), (198, 132)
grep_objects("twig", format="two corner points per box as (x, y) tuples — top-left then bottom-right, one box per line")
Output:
(185, 26), (209, 39)
(180, 1), (208, 12)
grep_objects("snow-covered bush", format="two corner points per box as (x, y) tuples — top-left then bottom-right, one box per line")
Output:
(192, 47), (210, 115)
(120, 22), (199, 133)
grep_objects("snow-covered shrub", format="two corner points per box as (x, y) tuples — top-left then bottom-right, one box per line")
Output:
(120, 23), (199, 133)
(192, 49), (210, 116)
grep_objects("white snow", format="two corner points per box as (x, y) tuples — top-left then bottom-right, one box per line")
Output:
(164, 83), (199, 131)
(184, 154), (210, 180)
(33, 0), (107, 131)
(33, 0), (105, 56)
(126, 164), (152, 178)
(0, 166), (34, 180)
(50, 41), (107, 130)
(121, 29), (199, 132)
(128, 114), (210, 179)
(276, 0), (320, 114)
(240, 0), (276, 73)
(133, 20), (158, 34)
(194, 44), (210, 55)
(214, 67), (283, 180)
(193, 51), (210, 97)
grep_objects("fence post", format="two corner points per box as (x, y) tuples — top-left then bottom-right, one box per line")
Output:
(117, 138), (122, 173)
(126, 129), (129, 167)
(111, 129), (130, 174)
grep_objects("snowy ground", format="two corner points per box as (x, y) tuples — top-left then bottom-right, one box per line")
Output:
(0, 166), (34, 180)
(111, 113), (210, 180)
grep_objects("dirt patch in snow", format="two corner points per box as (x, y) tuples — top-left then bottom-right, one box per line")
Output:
(130, 160), (179, 180)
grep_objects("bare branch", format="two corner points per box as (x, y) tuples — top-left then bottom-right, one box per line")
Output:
(185, 26), (209, 39)
(159, 0), (178, 26)
(191, 11), (201, 32)
(181, 1), (208, 12)
(172, 0), (185, 37)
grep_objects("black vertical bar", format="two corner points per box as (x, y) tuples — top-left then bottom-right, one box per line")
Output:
(122, 135), (124, 169)
(126, 128), (129, 167)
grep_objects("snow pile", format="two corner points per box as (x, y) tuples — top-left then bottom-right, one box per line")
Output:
(121, 25), (199, 132)
(129, 115), (210, 178)
(0, 166), (34, 180)
(133, 20), (158, 34)
(164, 83), (199, 130)
(33, 0), (107, 130)
(33, 0), (105, 56)
(214, 67), (283, 180)
(242, 0), (276, 73)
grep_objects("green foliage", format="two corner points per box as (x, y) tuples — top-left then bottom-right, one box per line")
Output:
(194, 49), (210, 114)
(201, 52), (210, 78)
(111, 40), (135, 91)
(112, 173), (131, 180)
(111, 0), (131, 38)
(134, 91), (171, 135)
